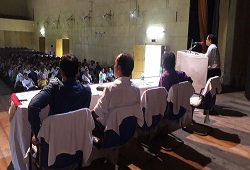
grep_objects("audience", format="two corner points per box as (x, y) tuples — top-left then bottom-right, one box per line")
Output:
(0, 47), (115, 92)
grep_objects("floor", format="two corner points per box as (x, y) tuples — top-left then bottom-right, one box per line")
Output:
(0, 79), (250, 170)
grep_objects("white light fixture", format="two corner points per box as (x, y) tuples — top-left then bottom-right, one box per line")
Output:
(146, 27), (165, 39)
(40, 27), (45, 37)
(130, 0), (139, 18)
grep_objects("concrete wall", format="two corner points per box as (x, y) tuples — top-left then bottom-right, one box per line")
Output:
(0, 18), (35, 48)
(0, 0), (29, 17)
(26, 0), (190, 66)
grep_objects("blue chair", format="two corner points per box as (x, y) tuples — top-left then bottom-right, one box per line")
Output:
(37, 108), (95, 169)
(183, 76), (222, 135)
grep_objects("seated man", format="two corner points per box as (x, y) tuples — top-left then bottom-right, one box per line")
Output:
(159, 52), (193, 91)
(106, 67), (115, 82)
(28, 54), (92, 143)
(92, 53), (141, 126)
(22, 73), (37, 91)
(82, 67), (92, 84)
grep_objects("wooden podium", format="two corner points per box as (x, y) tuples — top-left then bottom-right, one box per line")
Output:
(176, 50), (208, 93)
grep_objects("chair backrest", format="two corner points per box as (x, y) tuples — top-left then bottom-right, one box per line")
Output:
(140, 87), (168, 129)
(166, 81), (194, 123)
(202, 76), (222, 96)
(199, 76), (222, 109)
(102, 103), (142, 149)
(38, 108), (95, 169)
(103, 116), (137, 148)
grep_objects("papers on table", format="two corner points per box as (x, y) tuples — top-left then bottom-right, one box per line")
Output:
(15, 90), (41, 107)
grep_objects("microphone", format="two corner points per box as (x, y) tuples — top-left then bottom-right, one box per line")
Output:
(193, 42), (204, 45)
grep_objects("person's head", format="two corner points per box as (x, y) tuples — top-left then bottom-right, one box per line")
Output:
(102, 67), (105, 73)
(206, 34), (217, 46)
(59, 54), (79, 79)
(23, 73), (28, 79)
(114, 53), (134, 78)
(85, 67), (89, 74)
(162, 52), (176, 72)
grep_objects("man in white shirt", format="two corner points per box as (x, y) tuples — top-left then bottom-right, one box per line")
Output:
(205, 34), (221, 80)
(22, 73), (37, 91)
(15, 67), (23, 87)
(92, 53), (141, 127)
(82, 68), (92, 84)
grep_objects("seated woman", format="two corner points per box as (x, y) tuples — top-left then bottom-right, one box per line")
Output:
(101, 67), (107, 83)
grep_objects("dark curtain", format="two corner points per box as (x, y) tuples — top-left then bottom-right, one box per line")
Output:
(231, 0), (250, 90)
(198, 0), (208, 53)
(188, 0), (220, 53)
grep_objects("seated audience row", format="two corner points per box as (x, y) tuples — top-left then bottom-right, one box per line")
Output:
(0, 47), (115, 92)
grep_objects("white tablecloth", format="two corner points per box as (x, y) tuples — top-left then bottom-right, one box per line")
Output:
(9, 77), (159, 170)
(176, 50), (208, 93)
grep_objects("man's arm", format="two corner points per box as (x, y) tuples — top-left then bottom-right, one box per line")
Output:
(93, 87), (111, 124)
(28, 85), (53, 139)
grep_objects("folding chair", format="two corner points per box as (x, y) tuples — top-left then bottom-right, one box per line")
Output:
(164, 81), (195, 150)
(92, 104), (142, 169)
(182, 76), (222, 136)
(36, 108), (95, 169)
(138, 87), (167, 145)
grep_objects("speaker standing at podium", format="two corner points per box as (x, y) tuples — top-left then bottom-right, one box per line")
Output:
(205, 34), (221, 80)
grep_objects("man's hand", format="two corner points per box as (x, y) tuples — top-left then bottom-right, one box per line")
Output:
(91, 110), (99, 119)
(32, 136), (40, 146)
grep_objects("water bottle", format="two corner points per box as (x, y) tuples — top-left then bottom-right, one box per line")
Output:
(159, 67), (163, 76)
(99, 71), (103, 86)
(141, 72), (145, 85)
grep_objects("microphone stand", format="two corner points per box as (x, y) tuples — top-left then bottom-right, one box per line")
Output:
(188, 39), (193, 53)
(188, 44), (197, 51)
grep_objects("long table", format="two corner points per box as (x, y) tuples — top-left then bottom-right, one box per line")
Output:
(9, 77), (159, 170)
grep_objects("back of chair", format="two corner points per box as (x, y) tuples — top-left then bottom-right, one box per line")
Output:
(140, 87), (168, 129)
(103, 116), (137, 148)
(202, 76), (222, 96)
(200, 76), (222, 110)
(38, 108), (95, 169)
(166, 81), (194, 122)
(102, 103), (142, 149)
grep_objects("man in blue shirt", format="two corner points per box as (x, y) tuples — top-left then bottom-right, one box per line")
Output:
(28, 54), (92, 141)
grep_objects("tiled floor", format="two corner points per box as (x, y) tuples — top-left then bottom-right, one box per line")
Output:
(1, 79), (250, 169)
